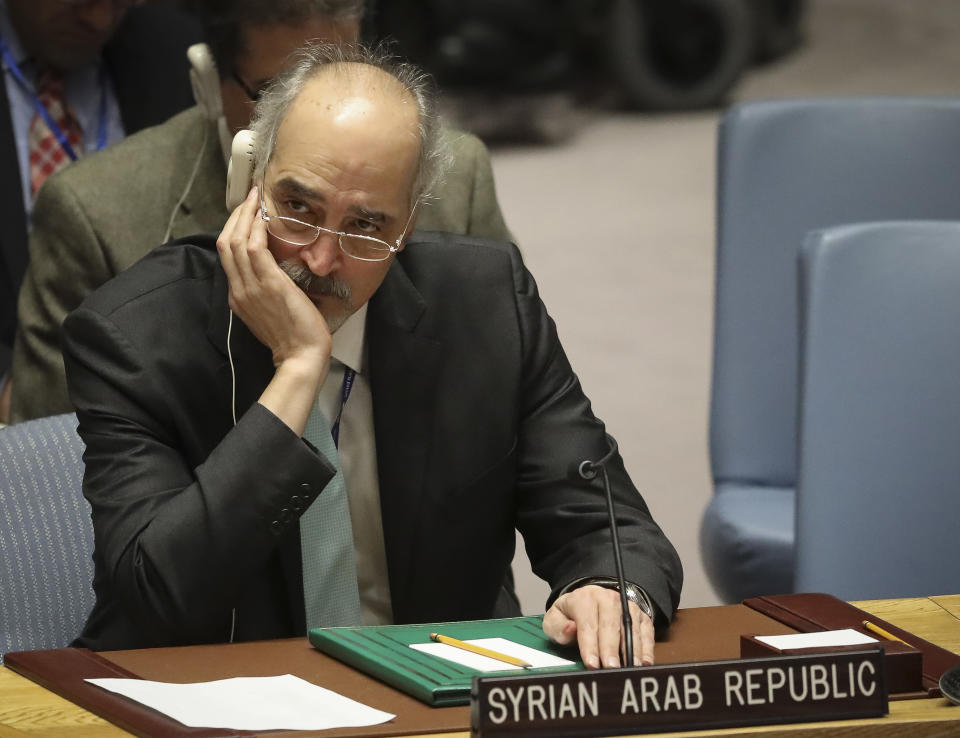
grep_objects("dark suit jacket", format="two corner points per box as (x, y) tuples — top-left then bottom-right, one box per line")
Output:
(63, 232), (683, 651)
(0, 4), (201, 370)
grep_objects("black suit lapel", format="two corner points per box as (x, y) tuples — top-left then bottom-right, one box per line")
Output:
(367, 256), (442, 623)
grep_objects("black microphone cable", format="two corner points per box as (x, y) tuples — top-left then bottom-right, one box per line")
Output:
(578, 434), (634, 667)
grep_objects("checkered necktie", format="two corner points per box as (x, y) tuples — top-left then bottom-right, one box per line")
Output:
(300, 402), (362, 629)
(28, 70), (84, 196)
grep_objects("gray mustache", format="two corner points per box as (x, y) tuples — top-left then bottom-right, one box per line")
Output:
(278, 260), (351, 301)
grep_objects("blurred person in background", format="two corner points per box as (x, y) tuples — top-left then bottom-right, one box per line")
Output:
(0, 0), (201, 420)
(9, 0), (510, 423)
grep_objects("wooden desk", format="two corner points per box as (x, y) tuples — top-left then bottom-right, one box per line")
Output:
(2, 596), (958, 738)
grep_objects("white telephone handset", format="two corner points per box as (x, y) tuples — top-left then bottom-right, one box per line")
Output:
(187, 43), (233, 164)
(187, 43), (221, 121)
(225, 130), (257, 211)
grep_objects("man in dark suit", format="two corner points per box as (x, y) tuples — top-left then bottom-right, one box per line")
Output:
(0, 0), (200, 418)
(63, 42), (682, 668)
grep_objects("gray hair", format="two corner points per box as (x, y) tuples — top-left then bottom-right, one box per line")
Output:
(250, 41), (450, 206)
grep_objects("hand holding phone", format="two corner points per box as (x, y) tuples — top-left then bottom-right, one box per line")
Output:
(218, 186), (332, 367)
(219, 187), (331, 436)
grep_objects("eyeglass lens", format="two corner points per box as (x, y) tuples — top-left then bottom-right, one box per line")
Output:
(264, 213), (393, 261)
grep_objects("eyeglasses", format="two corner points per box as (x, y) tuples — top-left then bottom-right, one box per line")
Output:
(232, 71), (264, 102)
(259, 193), (417, 262)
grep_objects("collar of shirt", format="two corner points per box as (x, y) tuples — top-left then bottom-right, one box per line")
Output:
(330, 303), (367, 375)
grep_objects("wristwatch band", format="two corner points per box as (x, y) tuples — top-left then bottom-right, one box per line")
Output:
(562, 577), (656, 620)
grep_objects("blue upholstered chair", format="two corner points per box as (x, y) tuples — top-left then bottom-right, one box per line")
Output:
(703, 98), (960, 602)
(0, 413), (92, 661)
(794, 222), (960, 600)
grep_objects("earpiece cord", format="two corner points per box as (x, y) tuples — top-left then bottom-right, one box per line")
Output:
(227, 308), (237, 427)
(186, 41), (239, 645)
(162, 122), (209, 243)
(227, 308), (237, 642)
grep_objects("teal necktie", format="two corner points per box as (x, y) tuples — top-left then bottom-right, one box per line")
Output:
(300, 402), (362, 629)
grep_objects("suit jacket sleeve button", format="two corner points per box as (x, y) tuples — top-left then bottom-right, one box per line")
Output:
(299, 483), (312, 493)
(270, 520), (283, 536)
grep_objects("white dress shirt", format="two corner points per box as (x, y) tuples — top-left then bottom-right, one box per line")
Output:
(314, 304), (393, 625)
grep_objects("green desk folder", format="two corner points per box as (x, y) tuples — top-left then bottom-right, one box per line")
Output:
(309, 615), (584, 706)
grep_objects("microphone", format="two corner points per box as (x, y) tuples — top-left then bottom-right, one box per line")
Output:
(577, 434), (619, 480)
(578, 433), (634, 667)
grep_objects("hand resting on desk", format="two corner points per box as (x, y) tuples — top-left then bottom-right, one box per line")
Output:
(543, 584), (653, 669)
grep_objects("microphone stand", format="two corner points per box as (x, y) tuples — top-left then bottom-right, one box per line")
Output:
(578, 434), (633, 667)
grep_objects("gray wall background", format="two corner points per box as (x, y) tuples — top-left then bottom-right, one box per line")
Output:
(490, 0), (960, 611)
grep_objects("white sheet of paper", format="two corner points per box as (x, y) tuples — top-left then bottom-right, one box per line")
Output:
(756, 629), (879, 651)
(410, 637), (576, 672)
(85, 674), (395, 731)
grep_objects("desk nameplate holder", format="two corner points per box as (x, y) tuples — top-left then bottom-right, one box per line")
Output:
(471, 647), (887, 737)
(741, 634), (923, 696)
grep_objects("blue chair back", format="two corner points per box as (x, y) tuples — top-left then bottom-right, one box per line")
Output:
(795, 221), (960, 599)
(704, 97), (960, 602)
(0, 413), (91, 661)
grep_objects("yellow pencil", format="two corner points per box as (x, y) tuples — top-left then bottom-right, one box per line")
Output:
(429, 633), (532, 668)
(862, 620), (914, 647)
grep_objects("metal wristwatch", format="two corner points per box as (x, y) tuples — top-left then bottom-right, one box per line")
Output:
(609, 581), (655, 621)
(566, 577), (656, 620)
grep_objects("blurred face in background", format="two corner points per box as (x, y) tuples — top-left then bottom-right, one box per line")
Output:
(6, 0), (136, 70)
(220, 17), (361, 134)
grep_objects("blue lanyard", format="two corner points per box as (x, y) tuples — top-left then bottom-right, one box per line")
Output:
(330, 367), (356, 448)
(0, 33), (109, 161)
